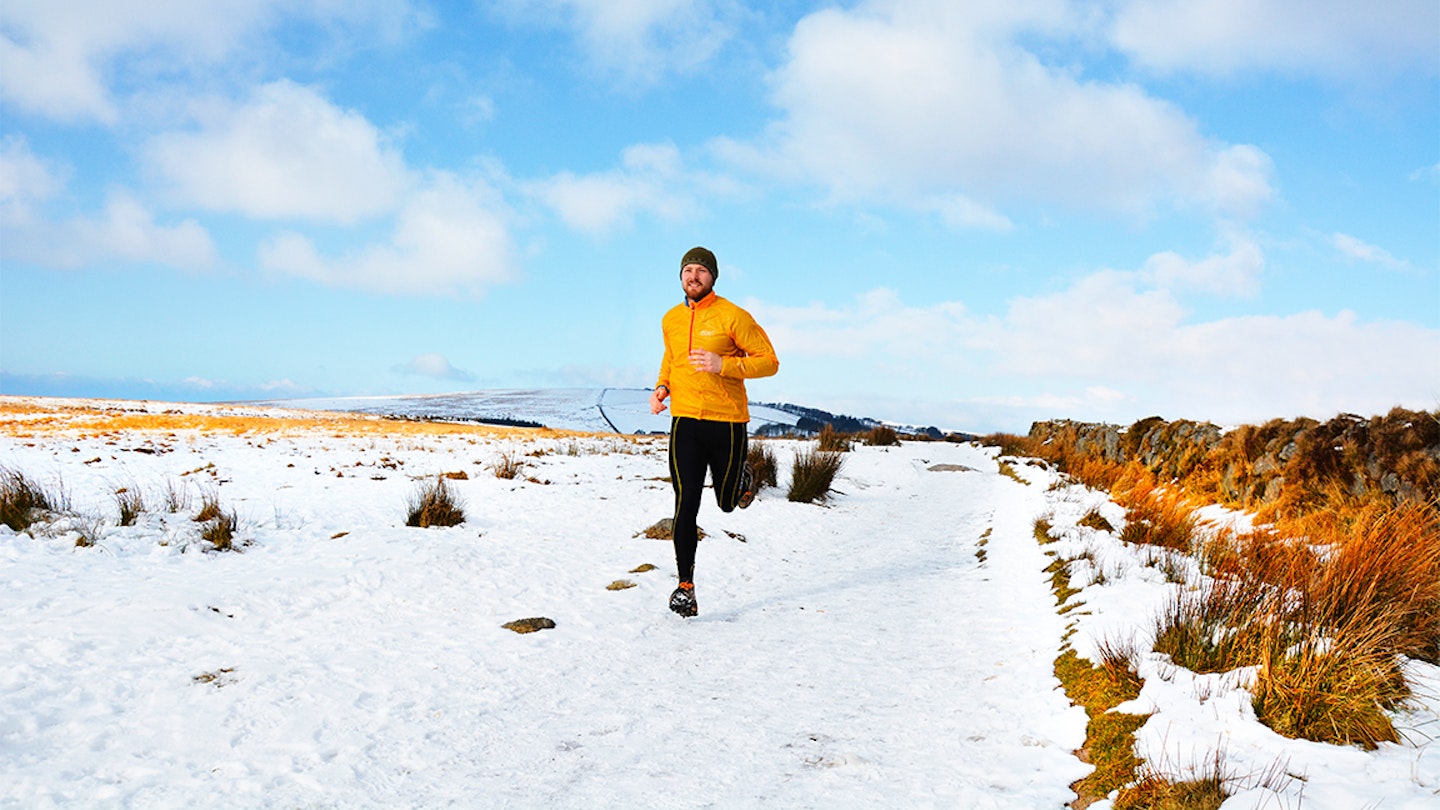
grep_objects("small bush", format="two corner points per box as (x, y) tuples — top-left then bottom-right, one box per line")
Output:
(748, 442), (778, 489)
(864, 425), (900, 446)
(787, 449), (845, 503)
(407, 477), (466, 527)
(817, 424), (851, 452)
(1, 468), (60, 531)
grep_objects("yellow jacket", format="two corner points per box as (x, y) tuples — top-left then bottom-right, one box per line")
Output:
(656, 292), (778, 423)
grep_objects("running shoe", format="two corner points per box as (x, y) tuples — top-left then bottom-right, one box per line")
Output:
(737, 464), (756, 509)
(669, 581), (698, 617)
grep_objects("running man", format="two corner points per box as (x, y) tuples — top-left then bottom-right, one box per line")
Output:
(649, 246), (779, 617)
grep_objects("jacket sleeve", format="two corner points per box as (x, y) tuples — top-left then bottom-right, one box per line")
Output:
(721, 309), (779, 380)
(656, 316), (674, 390)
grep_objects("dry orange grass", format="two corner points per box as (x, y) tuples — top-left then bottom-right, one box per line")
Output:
(0, 397), (580, 441)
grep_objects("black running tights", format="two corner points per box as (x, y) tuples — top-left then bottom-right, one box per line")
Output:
(669, 416), (748, 584)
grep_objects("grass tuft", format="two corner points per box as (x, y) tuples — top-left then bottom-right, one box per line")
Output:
(1115, 768), (1227, 810)
(747, 441), (778, 489)
(1251, 611), (1408, 749)
(1, 468), (61, 531)
(817, 423), (852, 452)
(491, 452), (524, 480)
(115, 487), (144, 526)
(1117, 484), (1196, 552)
(864, 425), (900, 446)
(406, 477), (466, 528)
(194, 490), (222, 523)
(1079, 509), (1114, 533)
(200, 507), (241, 552)
(1152, 579), (1276, 675)
(787, 449), (845, 503)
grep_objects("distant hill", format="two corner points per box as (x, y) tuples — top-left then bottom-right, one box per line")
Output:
(254, 388), (963, 439)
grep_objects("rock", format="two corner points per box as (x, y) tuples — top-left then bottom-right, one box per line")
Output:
(638, 518), (705, 541)
(502, 617), (556, 634)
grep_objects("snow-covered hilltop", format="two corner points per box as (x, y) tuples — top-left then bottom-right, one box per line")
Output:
(250, 388), (959, 439)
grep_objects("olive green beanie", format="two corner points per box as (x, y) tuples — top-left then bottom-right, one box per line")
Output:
(681, 246), (718, 280)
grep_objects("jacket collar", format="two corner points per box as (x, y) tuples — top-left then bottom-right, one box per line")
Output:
(685, 291), (718, 310)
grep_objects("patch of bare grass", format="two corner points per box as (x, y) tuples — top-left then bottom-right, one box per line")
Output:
(1055, 648), (1148, 808)
(996, 459), (1025, 484)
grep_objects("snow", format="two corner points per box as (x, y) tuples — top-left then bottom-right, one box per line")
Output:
(2, 397), (1437, 809)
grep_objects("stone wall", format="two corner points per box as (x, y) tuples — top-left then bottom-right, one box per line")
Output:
(1026, 408), (1439, 508)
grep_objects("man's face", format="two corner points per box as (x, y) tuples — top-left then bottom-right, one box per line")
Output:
(681, 263), (715, 301)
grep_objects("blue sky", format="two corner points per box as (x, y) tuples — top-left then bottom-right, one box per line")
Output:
(1, 0), (1436, 433)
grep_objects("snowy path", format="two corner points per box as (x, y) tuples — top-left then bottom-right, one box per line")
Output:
(1, 434), (1088, 809)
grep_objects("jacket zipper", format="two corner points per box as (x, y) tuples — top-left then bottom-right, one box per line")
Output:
(687, 301), (696, 354)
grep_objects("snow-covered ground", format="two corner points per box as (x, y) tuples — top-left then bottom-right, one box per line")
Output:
(1, 398), (1436, 809)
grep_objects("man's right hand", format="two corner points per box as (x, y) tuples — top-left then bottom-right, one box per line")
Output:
(649, 387), (669, 415)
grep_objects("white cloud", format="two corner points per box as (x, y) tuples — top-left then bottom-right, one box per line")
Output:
(491, 0), (732, 84)
(750, 261), (1439, 430)
(144, 80), (411, 224)
(1142, 234), (1264, 296)
(259, 172), (517, 297)
(528, 141), (738, 235)
(1, 137), (215, 270)
(1410, 162), (1440, 184)
(1110, 0), (1440, 79)
(1332, 233), (1407, 269)
(393, 353), (476, 382)
(0, 135), (64, 203)
(923, 193), (1015, 232)
(0, 0), (426, 125)
(732, 0), (1273, 223)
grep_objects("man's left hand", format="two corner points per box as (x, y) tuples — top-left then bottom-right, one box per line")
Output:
(688, 349), (721, 374)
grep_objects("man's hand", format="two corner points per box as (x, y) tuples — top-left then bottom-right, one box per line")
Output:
(689, 349), (721, 374)
(649, 386), (669, 415)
